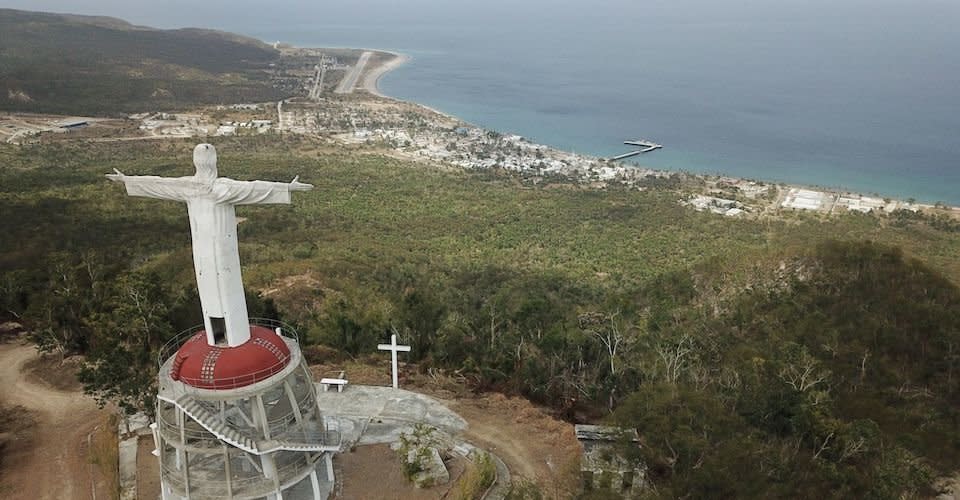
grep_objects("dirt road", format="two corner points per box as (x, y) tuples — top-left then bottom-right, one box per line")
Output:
(445, 395), (581, 497)
(0, 342), (111, 500)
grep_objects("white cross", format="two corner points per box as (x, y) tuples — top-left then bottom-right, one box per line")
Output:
(377, 333), (411, 389)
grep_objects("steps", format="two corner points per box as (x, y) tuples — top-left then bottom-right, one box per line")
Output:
(163, 395), (340, 455)
(175, 395), (258, 453)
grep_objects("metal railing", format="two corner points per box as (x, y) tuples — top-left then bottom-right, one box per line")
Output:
(157, 412), (229, 447)
(159, 413), (341, 450)
(158, 317), (300, 369)
(175, 362), (292, 390)
(162, 453), (316, 499)
(158, 399), (342, 451)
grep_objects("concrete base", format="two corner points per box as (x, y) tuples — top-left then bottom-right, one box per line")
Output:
(313, 384), (467, 448)
(118, 413), (154, 500)
(407, 447), (449, 488)
(315, 384), (514, 499)
(119, 437), (138, 500)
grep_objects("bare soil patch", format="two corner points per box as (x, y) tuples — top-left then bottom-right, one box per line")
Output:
(0, 403), (37, 484)
(448, 394), (581, 498)
(332, 443), (465, 500)
(24, 354), (84, 392)
(0, 341), (113, 499)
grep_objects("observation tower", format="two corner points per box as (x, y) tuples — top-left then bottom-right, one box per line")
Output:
(109, 144), (338, 499)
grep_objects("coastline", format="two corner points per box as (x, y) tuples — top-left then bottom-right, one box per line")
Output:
(361, 51), (411, 98)
(363, 50), (467, 127)
(356, 49), (956, 213)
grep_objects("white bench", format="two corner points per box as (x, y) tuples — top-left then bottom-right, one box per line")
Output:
(320, 377), (348, 392)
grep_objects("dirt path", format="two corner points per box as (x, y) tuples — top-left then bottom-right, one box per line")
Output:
(938, 474), (960, 499)
(333, 444), (466, 500)
(0, 341), (110, 500)
(444, 395), (581, 498)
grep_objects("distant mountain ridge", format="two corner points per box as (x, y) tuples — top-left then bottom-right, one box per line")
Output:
(0, 8), (285, 115)
(1, 8), (147, 30)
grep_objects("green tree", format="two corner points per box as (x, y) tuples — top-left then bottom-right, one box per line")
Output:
(78, 271), (172, 420)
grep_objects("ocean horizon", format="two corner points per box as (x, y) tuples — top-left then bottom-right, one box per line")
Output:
(12, 0), (958, 204)
(255, 5), (960, 205)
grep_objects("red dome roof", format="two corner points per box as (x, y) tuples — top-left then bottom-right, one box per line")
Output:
(170, 326), (292, 389)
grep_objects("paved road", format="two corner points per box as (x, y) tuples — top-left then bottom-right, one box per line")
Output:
(334, 51), (372, 94)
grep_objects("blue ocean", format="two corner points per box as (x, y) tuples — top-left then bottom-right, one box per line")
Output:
(19, 0), (960, 203)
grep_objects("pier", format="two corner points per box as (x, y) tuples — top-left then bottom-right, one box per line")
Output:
(624, 139), (662, 152)
(606, 139), (663, 162)
(609, 150), (644, 161)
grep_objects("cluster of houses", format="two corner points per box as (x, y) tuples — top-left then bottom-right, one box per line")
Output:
(215, 120), (273, 136)
(129, 107), (274, 138)
(686, 195), (747, 217)
(781, 187), (919, 213)
(200, 98), (942, 219)
(347, 123), (678, 189)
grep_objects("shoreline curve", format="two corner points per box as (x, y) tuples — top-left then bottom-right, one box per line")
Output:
(362, 50), (466, 126)
(292, 45), (957, 208)
(362, 51), (412, 98)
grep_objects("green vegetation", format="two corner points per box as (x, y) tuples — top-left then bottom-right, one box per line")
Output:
(0, 9), (285, 115)
(611, 241), (959, 497)
(457, 451), (497, 499)
(87, 413), (119, 497)
(1, 136), (959, 497)
(397, 425), (435, 479)
(504, 479), (544, 500)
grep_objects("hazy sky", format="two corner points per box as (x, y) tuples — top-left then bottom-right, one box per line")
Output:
(2, 0), (958, 34)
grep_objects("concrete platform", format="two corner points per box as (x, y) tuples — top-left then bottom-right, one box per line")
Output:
(314, 384), (467, 446)
(314, 384), (512, 499)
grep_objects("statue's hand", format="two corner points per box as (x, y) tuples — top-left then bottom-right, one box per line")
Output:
(289, 175), (313, 191)
(105, 168), (125, 182)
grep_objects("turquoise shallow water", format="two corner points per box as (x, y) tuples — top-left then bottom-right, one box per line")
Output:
(22, 0), (956, 203)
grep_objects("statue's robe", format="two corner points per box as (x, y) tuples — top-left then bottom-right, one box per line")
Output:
(119, 175), (293, 346)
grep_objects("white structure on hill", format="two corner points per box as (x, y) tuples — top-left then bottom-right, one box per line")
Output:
(109, 144), (336, 499)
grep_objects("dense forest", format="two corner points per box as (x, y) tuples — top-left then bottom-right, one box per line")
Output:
(1, 136), (958, 497)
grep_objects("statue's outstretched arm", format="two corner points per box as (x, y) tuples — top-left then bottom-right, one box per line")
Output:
(216, 177), (312, 205)
(289, 176), (314, 192)
(106, 169), (192, 202)
(105, 168), (125, 182)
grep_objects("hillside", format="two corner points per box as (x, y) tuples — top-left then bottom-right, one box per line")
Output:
(0, 9), (958, 498)
(1, 137), (958, 497)
(0, 8), (285, 115)
(613, 240), (960, 497)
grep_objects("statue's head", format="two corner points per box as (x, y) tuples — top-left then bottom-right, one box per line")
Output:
(193, 143), (218, 181)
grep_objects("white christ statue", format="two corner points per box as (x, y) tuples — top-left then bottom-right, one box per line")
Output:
(107, 143), (313, 347)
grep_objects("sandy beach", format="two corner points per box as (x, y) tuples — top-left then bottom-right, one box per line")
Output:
(361, 50), (471, 128)
(362, 51), (412, 97)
